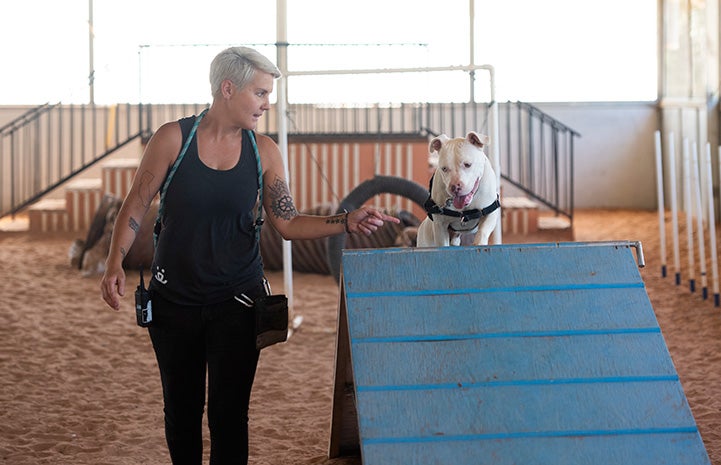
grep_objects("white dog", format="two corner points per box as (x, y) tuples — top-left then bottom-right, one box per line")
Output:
(417, 132), (500, 247)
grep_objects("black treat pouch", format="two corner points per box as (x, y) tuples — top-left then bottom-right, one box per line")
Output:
(254, 294), (288, 350)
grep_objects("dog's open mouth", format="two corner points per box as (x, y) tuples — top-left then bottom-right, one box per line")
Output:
(452, 192), (474, 209)
(451, 178), (480, 209)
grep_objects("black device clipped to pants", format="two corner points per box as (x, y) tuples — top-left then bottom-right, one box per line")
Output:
(135, 269), (152, 327)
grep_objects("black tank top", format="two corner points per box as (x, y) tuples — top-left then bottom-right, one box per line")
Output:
(150, 115), (264, 305)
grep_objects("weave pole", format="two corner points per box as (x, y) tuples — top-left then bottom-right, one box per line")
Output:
(683, 139), (696, 292)
(654, 131), (667, 278)
(691, 142), (708, 299)
(704, 143), (720, 306)
(668, 133), (682, 285)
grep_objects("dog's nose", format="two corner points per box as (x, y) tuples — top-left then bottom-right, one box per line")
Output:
(450, 184), (462, 194)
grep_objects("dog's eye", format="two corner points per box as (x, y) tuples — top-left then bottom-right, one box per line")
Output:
(441, 167), (449, 173)
(463, 162), (472, 168)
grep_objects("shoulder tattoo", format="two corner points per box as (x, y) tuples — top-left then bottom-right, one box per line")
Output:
(268, 175), (298, 221)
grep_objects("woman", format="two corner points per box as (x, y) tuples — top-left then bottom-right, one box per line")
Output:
(100, 46), (398, 464)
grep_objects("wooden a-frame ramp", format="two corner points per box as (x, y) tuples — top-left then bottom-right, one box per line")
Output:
(329, 242), (711, 465)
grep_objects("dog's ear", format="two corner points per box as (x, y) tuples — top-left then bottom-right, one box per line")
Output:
(429, 134), (450, 153)
(467, 132), (489, 149)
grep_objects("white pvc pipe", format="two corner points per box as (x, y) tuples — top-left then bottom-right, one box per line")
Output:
(668, 133), (681, 285)
(469, 0), (475, 102)
(287, 64), (498, 77)
(276, 0), (294, 309)
(489, 66), (502, 245)
(88, 0), (95, 104)
(705, 143), (719, 306)
(691, 142), (707, 299)
(654, 131), (667, 277)
(683, 138), (695, 292)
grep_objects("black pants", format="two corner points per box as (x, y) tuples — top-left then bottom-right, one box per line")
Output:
(149, 288), (263, 465)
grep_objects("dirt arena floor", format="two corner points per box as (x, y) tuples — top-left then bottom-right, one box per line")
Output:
(0, 208), (719, 464)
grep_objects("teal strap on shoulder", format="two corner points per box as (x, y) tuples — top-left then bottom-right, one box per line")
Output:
(246, 129), (264, 242)
(153, 108), (207, 247)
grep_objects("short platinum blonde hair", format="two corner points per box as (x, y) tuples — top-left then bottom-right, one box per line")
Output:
(209, 46), (281, 98)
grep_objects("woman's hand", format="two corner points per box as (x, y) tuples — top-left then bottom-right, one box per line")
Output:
(347, 206), (400, 235)
(100, 264), (126, 311)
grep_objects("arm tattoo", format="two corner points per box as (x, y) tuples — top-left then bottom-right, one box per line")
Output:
(268, 175), (298, 221)
(137, 170), (156, 208)
(326, 214), (345, 226)
(129, 217), (140, 234)
(120, 247), (127, 259)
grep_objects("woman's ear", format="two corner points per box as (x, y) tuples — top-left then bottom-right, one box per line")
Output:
(221, 79), (235, 98)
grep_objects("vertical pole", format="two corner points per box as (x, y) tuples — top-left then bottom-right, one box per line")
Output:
(668, 132), (681, 285)
(692, 142), (707, 298)
(276, 0), (294, 311)
(468, 0), (475, 103)
(706, 144), (719, 305)
(683, 138), (695, 292)
(88, 0), (95, 104)
(489, 66), (502, 244)
(137, 46), (143, 105)
(654, 131), (667, 277)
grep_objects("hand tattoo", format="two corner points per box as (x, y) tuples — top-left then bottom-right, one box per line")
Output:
(269, 175), (298, 221)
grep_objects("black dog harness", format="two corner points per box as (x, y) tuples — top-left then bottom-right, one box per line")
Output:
(423, 176), (501, 231)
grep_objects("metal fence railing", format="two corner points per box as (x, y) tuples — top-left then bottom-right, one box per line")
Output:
(1, 103), (140, 217)
(1, 101), (580, 225)
(501, 101), (580, 222)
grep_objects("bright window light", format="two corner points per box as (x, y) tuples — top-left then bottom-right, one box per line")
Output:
(0, 0), (656, 105)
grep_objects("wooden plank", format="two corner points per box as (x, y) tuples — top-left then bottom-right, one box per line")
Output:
(345, 288), (658, 339)
(361, 433), (710, 465)
(356, 381), (694, 438)
(342, 244), (643, 295)
(350, 334), (677, 388)
(328, 283), (360, 458)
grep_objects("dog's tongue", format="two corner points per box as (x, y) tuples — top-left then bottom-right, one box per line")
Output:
(452, 178), (480, 209)
(453, 192), (473, 209)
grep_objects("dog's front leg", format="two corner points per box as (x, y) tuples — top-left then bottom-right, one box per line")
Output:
(449, 230), (462, 246)
(472, 211), (500, 246)
(472, 230), (491, 246)
(434, 222), (451, 247)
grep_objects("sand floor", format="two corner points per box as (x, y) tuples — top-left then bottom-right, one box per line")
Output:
(0, 208), (720, 464)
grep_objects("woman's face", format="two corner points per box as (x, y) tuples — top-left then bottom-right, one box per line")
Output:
(227, 71), (275, 130)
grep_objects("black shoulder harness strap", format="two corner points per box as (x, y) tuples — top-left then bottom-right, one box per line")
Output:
(423, 175), (501, 223)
